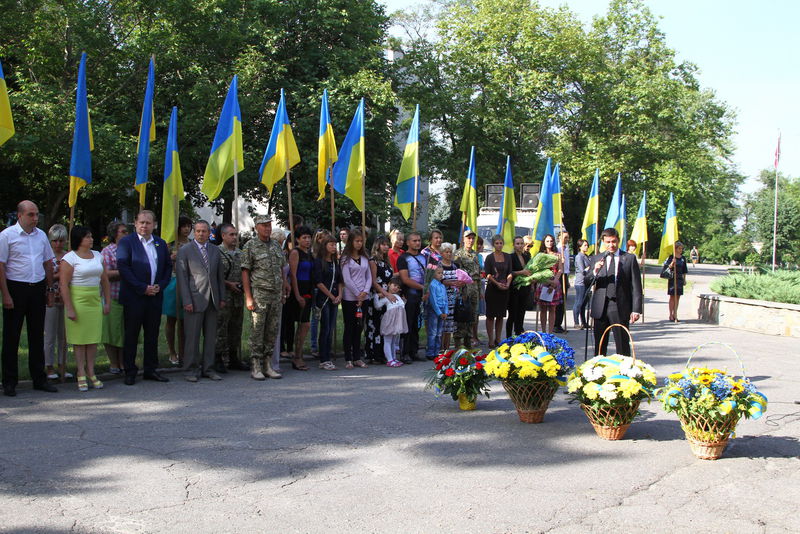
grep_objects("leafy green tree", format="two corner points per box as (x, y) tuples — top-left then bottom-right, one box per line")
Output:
(750, 169), (800, 264)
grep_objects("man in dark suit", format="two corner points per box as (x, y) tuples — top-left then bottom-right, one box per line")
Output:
(587, 227), (642, 356)
(176, 220), (225, 382)
(117, 210), (172, 385)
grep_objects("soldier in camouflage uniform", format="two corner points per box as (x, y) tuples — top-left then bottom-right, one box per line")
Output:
(241, 215), (288, 380)
(454, 230), (481, 349)
(214, 223), (249, 372)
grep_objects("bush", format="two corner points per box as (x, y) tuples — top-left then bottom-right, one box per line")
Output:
(710, 271), (800, 305)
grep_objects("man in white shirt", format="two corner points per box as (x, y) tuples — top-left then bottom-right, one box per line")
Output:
(554, 231), (571, 333)
(0, 201), (58, 396)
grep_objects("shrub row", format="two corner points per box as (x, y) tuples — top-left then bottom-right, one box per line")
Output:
(710, 271), (800, 305)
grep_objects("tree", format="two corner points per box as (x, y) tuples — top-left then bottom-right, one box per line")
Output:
(750, 169), (800, 264)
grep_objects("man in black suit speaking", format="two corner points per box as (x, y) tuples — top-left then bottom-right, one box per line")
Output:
(587, 228), (642, 356)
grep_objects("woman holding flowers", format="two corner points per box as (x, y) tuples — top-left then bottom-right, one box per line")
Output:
(483, 234), (512, 348)
(535, 234), (563, 334)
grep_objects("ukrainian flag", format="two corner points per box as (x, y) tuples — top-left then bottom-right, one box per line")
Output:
(0, 60), (14, 146)
(531, 158), (555, 253)
(134, 57), (156, 207)
(259, 88), (301, 195)
(580, 169), (600, 254)
(496, 156), (516, 253)
(331, 98), (365, 211)
(551, 162), (562, 226)
(630, 192), (648, 256)
(601, 173), (623, 251)
(659, 193), (679, 262)
(68, 52), (93, 208)
(620, 193), (627, 244)
(317, 89), (337, 200)
(161, 107), (185, 244)
(394, 104), (419, 220)
(201, 75), (243, 201)
(459, 146), (478, 248)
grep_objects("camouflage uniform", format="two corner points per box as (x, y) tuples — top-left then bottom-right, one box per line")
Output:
(215, 244), (244, 367)
(454, 247), (481, 348)
(241, 234), (286, 375)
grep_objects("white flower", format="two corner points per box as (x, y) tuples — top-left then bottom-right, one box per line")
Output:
(582, 365), (604, 381)
(619, 359), (642, 378)
(599, 383), (617, 402)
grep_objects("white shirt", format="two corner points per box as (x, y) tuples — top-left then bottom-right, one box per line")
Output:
(62, 250), (104, 287)
(558, 243), (571, 274)
(0, 223), (55, 283)
(139, 234), (158, 285)
(592, 249), (620, 278)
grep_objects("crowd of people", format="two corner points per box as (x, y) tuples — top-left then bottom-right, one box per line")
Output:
(0, 200), (690, 396)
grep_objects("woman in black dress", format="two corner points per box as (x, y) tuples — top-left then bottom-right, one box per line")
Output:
(506, 236), (531, 337)
(664, 241), (689, 322)
(483, 234), (512, 347)
(365, 235), (395, 363)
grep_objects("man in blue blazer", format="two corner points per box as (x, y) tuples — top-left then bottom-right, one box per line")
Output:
(117, 210), (173, 385)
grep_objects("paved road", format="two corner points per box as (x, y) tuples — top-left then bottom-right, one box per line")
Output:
(1, 264), (798, 533)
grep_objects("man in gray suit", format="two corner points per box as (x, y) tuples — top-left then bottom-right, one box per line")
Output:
(177, 220), (226, 382)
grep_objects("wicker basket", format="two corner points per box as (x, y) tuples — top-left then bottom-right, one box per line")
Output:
(458, 394), (477, 411)
(502, 380), (558, 423)
(675, 342), (748, 460)
(579, 324), (643, 440)
(581, 401), (641, 440)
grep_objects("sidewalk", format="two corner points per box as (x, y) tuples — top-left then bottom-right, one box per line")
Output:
(0, 264), (798, 533)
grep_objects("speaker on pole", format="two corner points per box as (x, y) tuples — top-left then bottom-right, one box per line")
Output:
(520, 183), (541, 209)
(485, 184), (504, 208)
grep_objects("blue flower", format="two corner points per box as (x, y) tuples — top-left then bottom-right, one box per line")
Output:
(677, 378), (694, 398)
(710, 376), (732, 400)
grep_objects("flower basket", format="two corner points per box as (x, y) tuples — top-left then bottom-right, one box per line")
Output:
(567, 324), (657, 440)
(484, 331), (575, 424)
(657, 342), (768, 460)
(425, 349), (490, 410)
(502, 380), (559, 423)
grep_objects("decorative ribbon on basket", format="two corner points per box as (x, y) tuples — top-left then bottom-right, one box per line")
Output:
(656, 342), (768, 460)
(568, 323), (656, 441)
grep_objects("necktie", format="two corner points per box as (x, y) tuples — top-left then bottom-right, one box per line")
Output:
(606, 254), (616, 298)
(200, 243), (209, 270)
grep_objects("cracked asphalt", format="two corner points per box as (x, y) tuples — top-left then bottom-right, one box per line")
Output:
(0, 264), (798, 533)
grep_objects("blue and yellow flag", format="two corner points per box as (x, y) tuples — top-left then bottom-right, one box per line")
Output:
(630, 191), (648, 256)
(134, 57), (156, 207)
(260, 88), (301, 195)
(581, 169), (600, 254)
(620, 193), (627, 244)
(459, 146), (478, 248)
(601, 173), (623, 251)
(496, 156), (516, 253)
(659, 193), (679, 262)
(201, 75), (243, 201)
(68, 52), (93, 208)
(394, 104), (420, 220)
(331, 98), (365, 211)
(551, 162), (562, 226)
(317, 89), (337, 200)
(0, 60), (14, 146)
(532, 158), (555, 253)
(161, 107), (185, 244)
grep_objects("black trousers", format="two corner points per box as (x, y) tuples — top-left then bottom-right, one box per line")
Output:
(554, 279), (570, 328)
(402, 294), (422, 359)
(341, 300), (363, 362)
(2, 280), (48, 388)
(506, 286), (530, 338)
(593, 299), (630, 356)
(123, 296), (163, 376)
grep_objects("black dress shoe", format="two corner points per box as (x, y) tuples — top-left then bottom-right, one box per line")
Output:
(400, 357), (413, 365)
(214, 363), (228, 374)
(143, 372), (169, 382)
(33, 383), (58, 393)
(3, 387), (16, 397)
(124, 375), (136, 385)
(229, 361), (250, 371)
(553, 326), (566, 334)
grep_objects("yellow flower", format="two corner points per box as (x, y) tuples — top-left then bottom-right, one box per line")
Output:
(510, 344), (527, 357)
(567, 377), (583, 393)
(699, 374), (713, 385)
(642, 370), (657, 386)
(731, 382), (745, 394)
(620, 379), (642, 399)
(603, 367), (618, 378)
(583, 382), (600, 400)
(498, 344), (510, 355)
(497, 362), (511, 379)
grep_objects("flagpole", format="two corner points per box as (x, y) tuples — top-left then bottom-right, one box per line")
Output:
(329, 169), (335, 236)
(459, 213), (466, 249)
(641, 240), (646, 323)
(286, 168), (295, 251)
(361, 172), (366, 240)
(673, 242), (677, 320)
(412, 173), (419, 232)
(233, 157), (239, 233)
(772, 135), (780, 271)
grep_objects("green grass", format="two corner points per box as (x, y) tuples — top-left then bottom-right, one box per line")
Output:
(643, 277), (694, 291)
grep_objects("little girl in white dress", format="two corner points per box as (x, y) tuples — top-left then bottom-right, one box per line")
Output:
(373, 277), (408, 367)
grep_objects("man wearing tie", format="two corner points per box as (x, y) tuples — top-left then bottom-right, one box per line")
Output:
(117, 210), (172, 385)
(177, 220), (225, 382)
(588, 228), (642, 356)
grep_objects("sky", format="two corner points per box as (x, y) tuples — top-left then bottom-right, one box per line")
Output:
(381, 0), (799, 194)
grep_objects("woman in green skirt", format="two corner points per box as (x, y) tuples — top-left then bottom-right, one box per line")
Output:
(60, 226), (111, 392)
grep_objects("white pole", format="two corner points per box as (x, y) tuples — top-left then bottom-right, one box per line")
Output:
(771, 160), (779, 272)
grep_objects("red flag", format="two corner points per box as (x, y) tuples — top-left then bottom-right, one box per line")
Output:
(774, 133), (781, 170)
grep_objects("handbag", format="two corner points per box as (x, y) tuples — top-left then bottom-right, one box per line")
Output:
(660, 266), (673, 279)
(454, 292), (473, 323)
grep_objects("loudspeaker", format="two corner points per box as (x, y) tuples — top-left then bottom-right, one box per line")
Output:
(520, 183), (540, 209)
(485, 184), (504, 208)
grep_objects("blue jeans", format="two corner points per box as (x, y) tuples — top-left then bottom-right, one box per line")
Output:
(573, 284), (588, 327)
(310, 305), (319, 351)
(318, 302), (338, 363)
(425, 305), (444, 359)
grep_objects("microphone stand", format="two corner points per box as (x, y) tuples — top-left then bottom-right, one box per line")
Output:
(583, 252), (611, 362)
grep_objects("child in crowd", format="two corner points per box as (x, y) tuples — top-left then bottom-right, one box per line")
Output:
(374, 277), (407, 367)
(424, 265), (448, 360)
